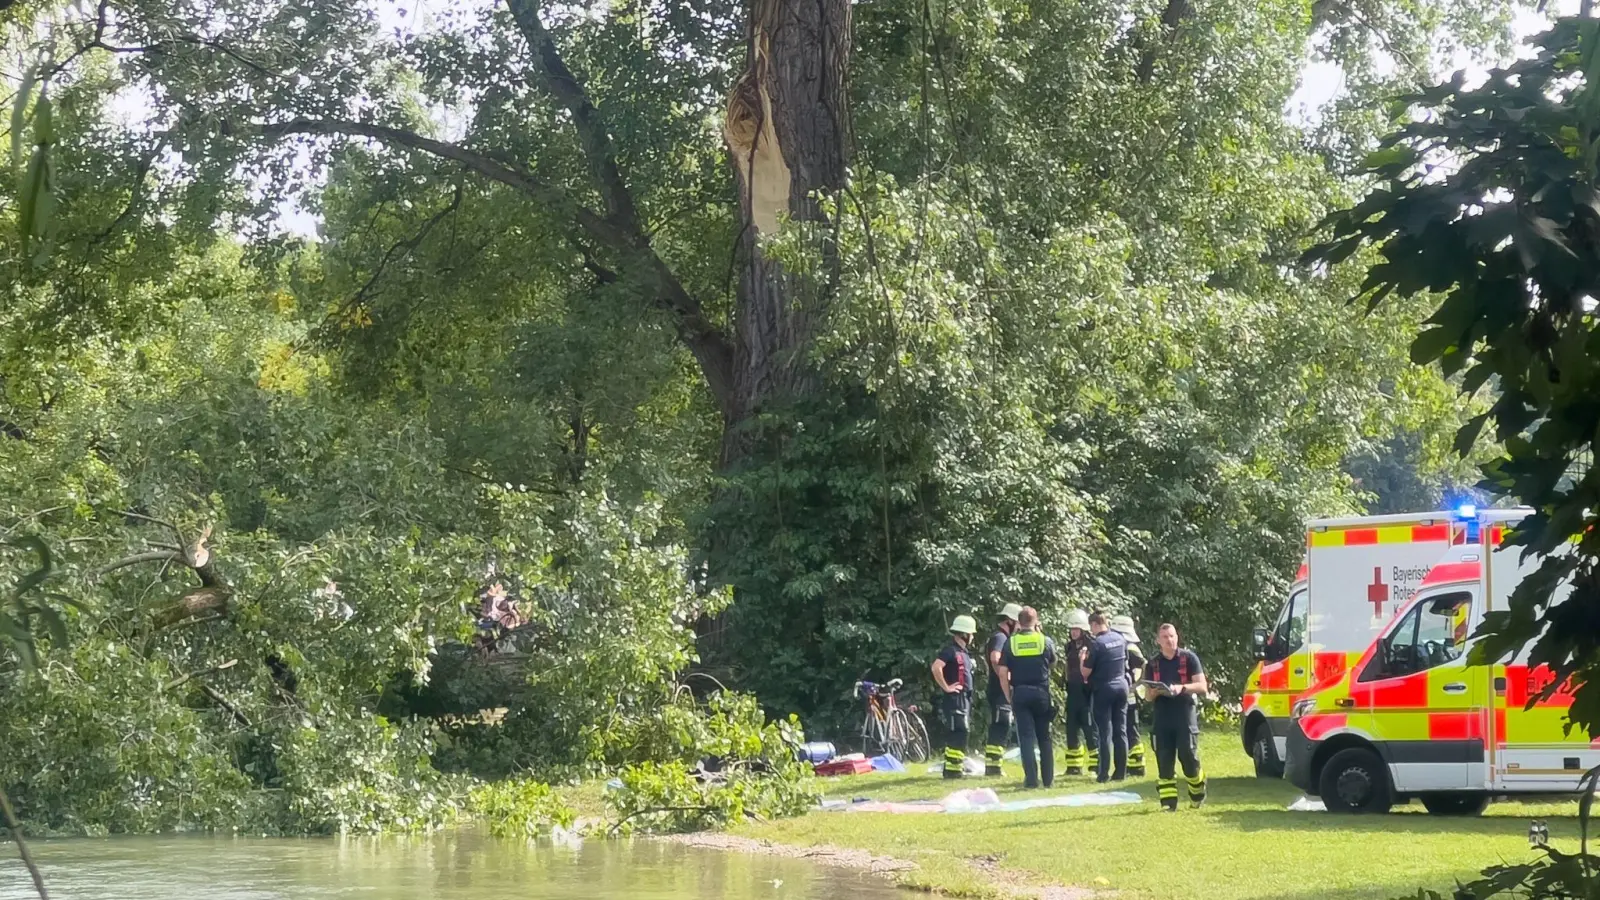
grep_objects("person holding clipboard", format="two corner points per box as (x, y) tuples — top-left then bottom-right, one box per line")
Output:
(1145, 623), (1208, 811)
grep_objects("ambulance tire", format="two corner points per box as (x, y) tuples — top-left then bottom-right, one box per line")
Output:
(1251, 729), (1284, 779)
(1420, 793), (1489, 817)
(1319, 747), (1394, 814)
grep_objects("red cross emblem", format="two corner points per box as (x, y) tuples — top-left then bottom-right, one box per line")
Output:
(1367, 567), (1389, 618)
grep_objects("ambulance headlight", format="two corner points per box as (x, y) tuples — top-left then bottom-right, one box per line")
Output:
(1291, 698), (1317, 720)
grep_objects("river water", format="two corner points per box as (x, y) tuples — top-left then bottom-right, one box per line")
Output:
(1, 831), (912, 899)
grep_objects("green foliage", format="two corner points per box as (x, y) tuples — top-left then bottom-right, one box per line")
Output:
(1306, 14), (1600, 733)
(0, 535), (79, 669)
(267, 714), (468, 835)
(1394, 769), (1600, 900)
(0, 639), (254, 835)
(607, 692), (816, 834)
(0, 255), (721, 834)
(467, 778), (577, 839)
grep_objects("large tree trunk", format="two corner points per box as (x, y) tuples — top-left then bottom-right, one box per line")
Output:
(721, 0), (852, 465)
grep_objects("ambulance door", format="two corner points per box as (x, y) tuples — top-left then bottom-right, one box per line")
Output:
(1486, 533), (1598, 789)
(1352, 587), (1484, 792)
(1256, 583), (1309, 758)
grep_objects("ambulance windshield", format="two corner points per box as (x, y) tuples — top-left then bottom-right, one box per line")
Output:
(1265, 586), (1308, 662)
(1369, 590), (1471, 680)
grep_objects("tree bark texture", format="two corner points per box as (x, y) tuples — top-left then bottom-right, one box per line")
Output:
(722, 0), (852, 462)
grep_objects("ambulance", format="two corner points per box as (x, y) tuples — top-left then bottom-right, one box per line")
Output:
(1241, 511), (1471, 778)
(1285, 508), (1599, 814)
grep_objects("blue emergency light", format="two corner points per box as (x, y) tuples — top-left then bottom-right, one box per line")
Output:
(1456, 503), (1477, 519)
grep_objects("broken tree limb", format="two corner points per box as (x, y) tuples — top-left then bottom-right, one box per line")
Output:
(111, 509), (182, 538)
(96, 549), (184, 577)
(200, 684), (251, 727)
(162, 658), (237, 693)
(0, 783), (47, 899)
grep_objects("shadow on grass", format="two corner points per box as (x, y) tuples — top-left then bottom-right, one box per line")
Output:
(1213, 807), (1531, 835)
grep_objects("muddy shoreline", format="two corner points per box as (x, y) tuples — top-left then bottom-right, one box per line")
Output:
(658, 832), (1095, 899)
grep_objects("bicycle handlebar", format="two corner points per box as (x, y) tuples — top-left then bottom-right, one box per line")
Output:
(855, 678), (905, 696)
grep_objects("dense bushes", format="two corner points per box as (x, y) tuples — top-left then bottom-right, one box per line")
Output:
(607, 693), (818, 834)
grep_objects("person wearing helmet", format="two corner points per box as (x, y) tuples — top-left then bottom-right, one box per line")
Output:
(1112, 615), (1148, 777)
(932, 614), (977, 779)
(983, 602), (1024, 776)
(1060, 608), (1099, 776)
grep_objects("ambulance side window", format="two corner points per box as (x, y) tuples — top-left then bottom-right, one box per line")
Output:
(1266, 588), (1307, 662)
(1367, 590), (1472, 680)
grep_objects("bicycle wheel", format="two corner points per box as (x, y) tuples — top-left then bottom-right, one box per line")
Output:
(883, 712), (908, 761)
(860, 710), (879, 755)
(893, 707), (931, 763)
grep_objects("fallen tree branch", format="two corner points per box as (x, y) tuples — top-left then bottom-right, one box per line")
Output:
(162, 658), (237, 693)
(200, 684), (251, 727)
(607, 805), (714, 834)
(96, 549), (183, 577)
(0, 783), (47, 899)
(110, 510), (181, 537)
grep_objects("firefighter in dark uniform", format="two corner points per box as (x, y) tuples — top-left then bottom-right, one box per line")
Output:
(932, 615), (978, 779)
(1060, 608), (1099, 775)
(983, 603), (1022, 776)
(1112, 615), (1147, 777)
(996, 606), (1056, 788)
(1147, 622), (1208, 810)
(1079, 611), (1128, 783)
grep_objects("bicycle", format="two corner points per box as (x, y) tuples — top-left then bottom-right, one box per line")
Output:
(854, 678), (932, 763)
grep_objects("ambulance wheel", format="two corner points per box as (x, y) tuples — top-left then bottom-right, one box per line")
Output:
(1251, 729), (1284, 779)
(1420, 793), (1488, 817)
(1319, 748), (1393, 814)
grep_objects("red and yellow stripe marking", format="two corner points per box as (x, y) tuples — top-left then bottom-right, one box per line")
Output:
(1309, 523), (1452, 548)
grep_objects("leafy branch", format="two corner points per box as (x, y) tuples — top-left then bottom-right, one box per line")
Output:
(1303, 13), (1600, 731)
(0, 535), (66, 899)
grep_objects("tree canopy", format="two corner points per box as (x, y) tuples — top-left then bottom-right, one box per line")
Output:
(0, 0), (1531, 833)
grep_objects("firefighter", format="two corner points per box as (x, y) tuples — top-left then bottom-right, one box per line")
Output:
(1112, 614), (1147, 777)
(1080, 611), (1128, 783)
(983, 603), (1023, 776)
(996, 606), (1056, 788)
(1060, 608), (1099, 776)
(932, 614), (978, 779)
(1147, 622), (1208, 810)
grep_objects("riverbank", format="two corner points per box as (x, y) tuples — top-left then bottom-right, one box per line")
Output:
(662, 832), (1092, 900)
(730, 730), (1583, 900)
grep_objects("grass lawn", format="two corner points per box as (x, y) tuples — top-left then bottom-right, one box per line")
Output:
(735, 730), (1581, 900)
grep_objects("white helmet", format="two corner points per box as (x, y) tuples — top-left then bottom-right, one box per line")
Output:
(1066, 609), (1089, 631)
(950, 614), (978, 636)
(1111, 615), (1139, 643)
(999, 603), (1024, 622)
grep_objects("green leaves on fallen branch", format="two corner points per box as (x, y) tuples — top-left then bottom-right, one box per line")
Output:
(1, 535), (80, 669)
(10, 68), (55, 268)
